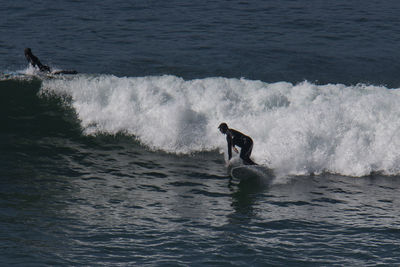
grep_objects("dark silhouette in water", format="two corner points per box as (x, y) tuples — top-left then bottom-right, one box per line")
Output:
(24, 48), (77, 75)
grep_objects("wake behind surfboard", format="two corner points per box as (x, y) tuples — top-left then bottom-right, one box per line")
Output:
(1, 70), (78, 81)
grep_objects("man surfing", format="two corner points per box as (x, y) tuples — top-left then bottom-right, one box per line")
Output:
(218, 122), (257, 165)
(24, 48), (77, 74)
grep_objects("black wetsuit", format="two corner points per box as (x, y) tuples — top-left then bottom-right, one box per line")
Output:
(24, 48), (51, 72)
(24, 48), (77, 74)
(226, 128), (257, 165)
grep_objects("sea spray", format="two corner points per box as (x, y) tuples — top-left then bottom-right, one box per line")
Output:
(41, 75), (400, 177)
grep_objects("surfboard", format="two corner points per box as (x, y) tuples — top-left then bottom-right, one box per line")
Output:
(52, 70), (78, 75)
(229, 164), (274, 184)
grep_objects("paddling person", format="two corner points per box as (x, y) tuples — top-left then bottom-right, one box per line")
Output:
(24, 48), (77, 74)
(24, 48), (51, 72)
(218, 122), (257, 165)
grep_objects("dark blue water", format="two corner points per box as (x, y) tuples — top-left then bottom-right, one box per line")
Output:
(3, 0), (400, 86)
(2, 1), (400, 266)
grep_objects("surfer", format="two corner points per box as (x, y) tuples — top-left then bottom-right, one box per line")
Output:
(24, 48), (51, 72)
(24, 48), (77, 74)
(218, 122), (257, 165)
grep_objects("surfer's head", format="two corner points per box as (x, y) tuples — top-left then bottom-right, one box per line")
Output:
(218, 122), (228, 134)
(24, 48), (32, 55)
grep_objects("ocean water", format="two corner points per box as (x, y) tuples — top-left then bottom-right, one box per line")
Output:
(2, 0), (400, 266)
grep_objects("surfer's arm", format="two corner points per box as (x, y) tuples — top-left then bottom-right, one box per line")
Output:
(232, 146), (239, 153)
(25, 54), (36, 67)
(227, 136), (232, 160)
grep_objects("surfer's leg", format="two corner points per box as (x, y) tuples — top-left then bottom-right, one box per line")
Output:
(245, 158), (257, 165)
(240, 141), (257, 165)
(243, 156), (257, 165)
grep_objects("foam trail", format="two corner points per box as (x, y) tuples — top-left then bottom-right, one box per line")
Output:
(41, 75), (400, 177)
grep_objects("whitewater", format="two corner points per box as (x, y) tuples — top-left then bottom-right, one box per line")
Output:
(39, 74), (400, 178)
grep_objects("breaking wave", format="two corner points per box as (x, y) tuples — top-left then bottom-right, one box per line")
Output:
(39, 74), (400, 177)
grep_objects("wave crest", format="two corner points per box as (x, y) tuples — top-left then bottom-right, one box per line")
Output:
(41, 74), (400, 177)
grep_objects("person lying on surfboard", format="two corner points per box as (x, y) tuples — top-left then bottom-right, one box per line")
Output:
(218, 122), (257, 165)
(24, 48), (77, 74)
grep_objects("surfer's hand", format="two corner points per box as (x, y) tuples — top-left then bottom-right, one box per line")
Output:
(233, 147), (239, 153)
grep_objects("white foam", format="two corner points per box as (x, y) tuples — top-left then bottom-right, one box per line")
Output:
(41, 75), (400, 177)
